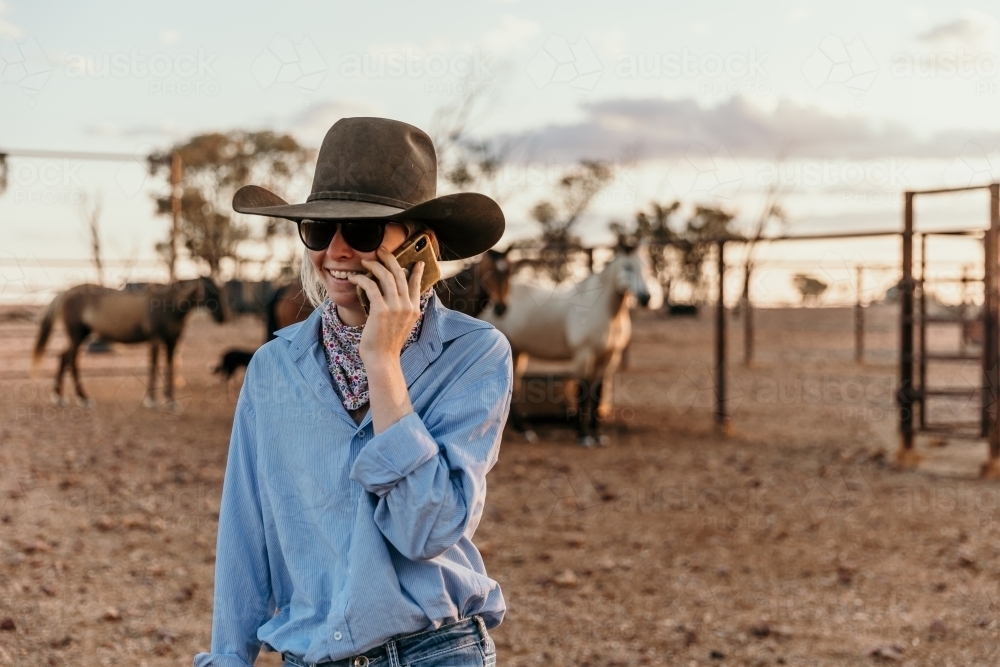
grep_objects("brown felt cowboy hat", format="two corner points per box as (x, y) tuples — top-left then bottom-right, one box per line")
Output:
(232, 116), (504, 261)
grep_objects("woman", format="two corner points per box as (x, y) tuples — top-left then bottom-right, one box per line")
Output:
(194, 118), (511, 667)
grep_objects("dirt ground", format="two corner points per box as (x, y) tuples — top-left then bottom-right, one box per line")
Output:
(2, 303), (1000, 666)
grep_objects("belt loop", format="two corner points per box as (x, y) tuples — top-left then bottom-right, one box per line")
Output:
(474, 615), (494, 654)
(386, 638), (400, 667)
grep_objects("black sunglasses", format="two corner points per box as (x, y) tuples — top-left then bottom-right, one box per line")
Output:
(297, 218), (387, 253)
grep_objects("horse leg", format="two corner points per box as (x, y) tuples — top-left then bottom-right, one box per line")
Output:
(52, 322), (84, 405)
(509, 351), (537, 442)
(53, 350), (69, 405)
(68, 345), (92, 407)
(590, 377), (606, 445)
(575, 376), (597, 447)
(596, 349), (623, 422)
(143, 341), (159, 408)
(164, 339), (179, 412)
(572, 350), (599, 446)
(67, 324), (92, 407)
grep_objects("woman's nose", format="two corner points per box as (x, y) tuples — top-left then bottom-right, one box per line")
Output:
(327, 227), (352, 257)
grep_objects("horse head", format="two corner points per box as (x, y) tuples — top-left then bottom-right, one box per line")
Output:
(196, 276), (228, 323)
(483, 248), (513, 317)
(610, 243), (652, 308)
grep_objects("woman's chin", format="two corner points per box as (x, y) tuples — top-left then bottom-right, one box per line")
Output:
(326, 285), (362, 308)
(322, 279), (356, 297)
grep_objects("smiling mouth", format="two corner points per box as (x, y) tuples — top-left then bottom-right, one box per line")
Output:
(327, 269), (363, 280)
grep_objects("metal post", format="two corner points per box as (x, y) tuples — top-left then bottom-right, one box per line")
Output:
(919, 233), (927, 431)
(715, 240), (729, 433)
(985, 183), (1000, 462)
(855, 265), (864, 362)
(743, 265), (754, 366)
(899, 192), (915, 453)
(169, 152), (182, 283)
(960, 264), (970, 357)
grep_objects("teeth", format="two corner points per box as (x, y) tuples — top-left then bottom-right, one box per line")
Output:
(328, 269), (361, 279)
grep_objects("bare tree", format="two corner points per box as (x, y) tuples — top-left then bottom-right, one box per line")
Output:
(735, 158), (790, 316)
(430, 70), (517, 206)
(77, 191), (105, 286)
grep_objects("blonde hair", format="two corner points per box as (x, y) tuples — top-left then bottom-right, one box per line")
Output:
(300, 220), (440, 308)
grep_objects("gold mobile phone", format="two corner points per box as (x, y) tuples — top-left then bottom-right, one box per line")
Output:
(357, 230), (441, 315)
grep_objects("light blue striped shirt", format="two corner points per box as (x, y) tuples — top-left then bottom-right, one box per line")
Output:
(194, 292), (513, 667)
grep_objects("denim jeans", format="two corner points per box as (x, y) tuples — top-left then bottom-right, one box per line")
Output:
(281, 616), (497, 667)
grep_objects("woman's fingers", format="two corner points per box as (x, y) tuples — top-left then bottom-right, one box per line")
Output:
(408, 261), (424, 302)
(376, 248), (413, 297)
(347, 273), (385, 309)
(360, 257), (401, 306)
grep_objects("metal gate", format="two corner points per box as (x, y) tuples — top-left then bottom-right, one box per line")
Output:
(898, 183), (1000, 470)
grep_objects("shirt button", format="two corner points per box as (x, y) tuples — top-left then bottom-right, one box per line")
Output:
(334, 631), (343, 641)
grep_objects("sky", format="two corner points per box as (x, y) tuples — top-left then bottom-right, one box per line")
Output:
(3, 0), (1000, 304)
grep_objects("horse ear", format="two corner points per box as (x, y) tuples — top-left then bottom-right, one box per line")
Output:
(614, 233), (636, 255)
(616, 239), (636, 255)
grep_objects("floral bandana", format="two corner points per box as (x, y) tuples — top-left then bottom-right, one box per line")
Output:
(320, 289), (434, 411)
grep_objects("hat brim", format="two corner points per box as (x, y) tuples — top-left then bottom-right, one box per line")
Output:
(233, 185), (504, 261)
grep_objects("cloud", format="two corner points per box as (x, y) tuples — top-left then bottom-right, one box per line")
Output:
(917, 10), (1000, 53)
(82, 98), (384, 146)
(0, 0), (22, 38)
(501, 95), (1000, 161)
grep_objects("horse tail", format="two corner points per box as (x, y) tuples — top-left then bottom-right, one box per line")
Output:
(32, 292), (64, 374)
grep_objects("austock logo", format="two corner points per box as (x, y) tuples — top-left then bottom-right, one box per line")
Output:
(665, 361), (744, 416)
(942, 142), (1000, 188)
(801, 34), (878, 105)
(665, 143), (744, 201)
(0, 251), (54, 303)
(64, 47), (220, 96)
(251, 35), (327, 94)
(0, 34), (52, 97)
(526, 35), (602, 93)
(525, 468), (603, 523)
(115, 142), (153, 199)
(797, 469), (878, 530)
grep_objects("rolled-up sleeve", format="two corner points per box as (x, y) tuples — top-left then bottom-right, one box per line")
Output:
(194, 378), (273, 667)
(350, 338), (513, 561)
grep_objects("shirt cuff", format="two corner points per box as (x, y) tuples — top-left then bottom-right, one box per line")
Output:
(350, 411), (440, 496)
(193, 652), (253, 667)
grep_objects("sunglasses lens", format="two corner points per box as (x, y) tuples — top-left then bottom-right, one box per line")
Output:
(298, 219), (387, 252)
(341, 222), (386, 253)
(298, 219), (335, 251)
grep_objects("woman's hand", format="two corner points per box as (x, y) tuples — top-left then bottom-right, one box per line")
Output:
(347, 247), (425, 366)
(347, 248), (424, 434)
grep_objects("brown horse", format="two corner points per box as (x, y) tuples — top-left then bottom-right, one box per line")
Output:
(264, 249), (514, 338)
(435, 248), (513, 318)
(265, 279), (311, 340)
(33, 277), (226, 408)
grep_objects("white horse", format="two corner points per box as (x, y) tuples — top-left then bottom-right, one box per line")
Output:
(481, 244), (653, 446)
